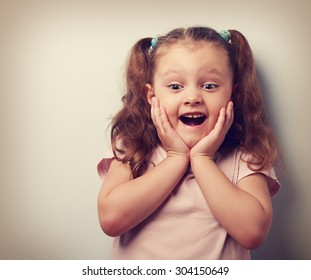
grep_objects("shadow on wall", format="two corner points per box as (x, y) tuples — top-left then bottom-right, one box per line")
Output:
(252, 176), (295, 259)
(251, 67), (295, 260)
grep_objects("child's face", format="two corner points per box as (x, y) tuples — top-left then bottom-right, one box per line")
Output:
(147, 41), (233, 148)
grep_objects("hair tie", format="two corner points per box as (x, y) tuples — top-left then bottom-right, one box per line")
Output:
(149, 37), (158, 53)
(219, 30), (231, 42)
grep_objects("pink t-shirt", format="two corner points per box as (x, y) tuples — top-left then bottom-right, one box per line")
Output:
(97, 146), (280, 260)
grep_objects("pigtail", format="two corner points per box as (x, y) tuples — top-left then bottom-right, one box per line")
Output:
(111, 38), (159, 178)
(125, 38), (152, 99)
(227, 30), (278, 170)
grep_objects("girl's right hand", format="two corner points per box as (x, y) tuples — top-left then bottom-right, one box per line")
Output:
(151, 97), (190, 158)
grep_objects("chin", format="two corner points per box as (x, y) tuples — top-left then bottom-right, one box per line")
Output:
(184, 137), (201, 148)
(177, 125), (209, 149)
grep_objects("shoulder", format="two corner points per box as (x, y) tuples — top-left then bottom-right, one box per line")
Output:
(216, 148), (280, 196)
(97, 140), (126, 180)
(97, 148), (114, 181)
(97, 145), (165, 181)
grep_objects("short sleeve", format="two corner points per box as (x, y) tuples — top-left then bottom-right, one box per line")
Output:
(236, 151), (281, 197)
(97, 148), (114, 181)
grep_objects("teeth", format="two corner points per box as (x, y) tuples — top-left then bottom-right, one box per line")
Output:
(183, 114), (205, 118)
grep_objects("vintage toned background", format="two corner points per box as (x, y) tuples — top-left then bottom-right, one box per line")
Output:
(0, 0), (310, 259)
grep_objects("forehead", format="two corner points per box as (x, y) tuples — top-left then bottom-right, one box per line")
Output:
(154, 40), (231, 75)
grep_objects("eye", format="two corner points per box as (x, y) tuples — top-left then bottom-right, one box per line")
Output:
(202, 83), (218, 90)
(168, 83), (183, 91)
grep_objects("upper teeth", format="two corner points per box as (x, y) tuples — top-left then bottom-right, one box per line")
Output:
(183, 114), (205, 118)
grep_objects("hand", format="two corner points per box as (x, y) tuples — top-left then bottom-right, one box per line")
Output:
(190, 101), (234, 159)
(151, 97), (190, 158)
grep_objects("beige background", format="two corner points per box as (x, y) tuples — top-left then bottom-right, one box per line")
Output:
(0, 0), (310, 259)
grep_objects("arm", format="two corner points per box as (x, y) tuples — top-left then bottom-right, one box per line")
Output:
(98, 154), (188, 237)
(98, 97), (190, 237)
(191, 157), (272, 249)
(190, 102), (272, 249)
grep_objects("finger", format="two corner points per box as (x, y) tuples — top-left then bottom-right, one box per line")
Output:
(150, 97), (156, 122)
(151, 97), (160, 124)
(225, 101), (234, 128)
(152, 97), (172, 135)
(159, 106), (173, 133)
(213, 107), (226, 133)
(151, 97), (163, 132)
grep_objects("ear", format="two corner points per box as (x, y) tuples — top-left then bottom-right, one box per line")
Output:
(145, 83), (155, 104)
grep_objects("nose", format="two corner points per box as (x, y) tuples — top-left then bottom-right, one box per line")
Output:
(183, 90), (202, 106)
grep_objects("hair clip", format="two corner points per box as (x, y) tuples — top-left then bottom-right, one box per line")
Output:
(218, 30), (231, 42)
(149, 37), (158, 53)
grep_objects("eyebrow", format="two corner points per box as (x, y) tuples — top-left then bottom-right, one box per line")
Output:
(201, 67), (223, 76)
(160, 67), (224, 76)
(159, 68), (186, 77)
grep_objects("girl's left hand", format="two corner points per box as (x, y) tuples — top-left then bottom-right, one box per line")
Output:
(190, 101), (234, 159)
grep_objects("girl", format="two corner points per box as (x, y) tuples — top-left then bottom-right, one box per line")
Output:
(97, 26), (280, 259)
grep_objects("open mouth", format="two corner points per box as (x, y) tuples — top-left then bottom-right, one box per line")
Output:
(179, 113), (207, 126)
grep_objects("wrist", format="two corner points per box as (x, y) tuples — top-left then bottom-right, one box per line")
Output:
(190, 154), (216, 173)
(190, 151), (215, 161)
(167, 150), (190, 160)
(190, 153), (215, 168)
(166, 151), (190, 173)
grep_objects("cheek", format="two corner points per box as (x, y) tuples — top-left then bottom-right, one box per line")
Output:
(205, 98), (230, 127)
(155, 95), (176, 115)
(208, 100), (227, 116)
(207, 91), (232, 113)
(164, 105), (178, 124)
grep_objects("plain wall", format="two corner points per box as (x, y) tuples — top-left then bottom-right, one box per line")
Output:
(0, 0), (310, 259)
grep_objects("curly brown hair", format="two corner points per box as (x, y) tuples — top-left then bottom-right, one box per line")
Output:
(110, 26), (280, 178)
